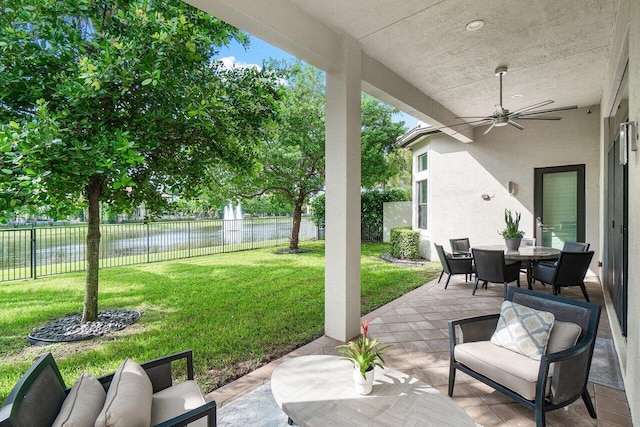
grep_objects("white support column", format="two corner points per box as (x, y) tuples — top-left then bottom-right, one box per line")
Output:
(324, 34), (362, 342)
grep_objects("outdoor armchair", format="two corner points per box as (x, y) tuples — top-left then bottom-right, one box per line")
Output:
(532, 251), (594, 301)
(471, 248), (521, 299)
(448, 287), (601, 427)
(435, 243), (473, 288)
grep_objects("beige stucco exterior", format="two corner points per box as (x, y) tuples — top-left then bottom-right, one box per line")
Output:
(382, 201), (412, 242)
(406, 106), (600, 273)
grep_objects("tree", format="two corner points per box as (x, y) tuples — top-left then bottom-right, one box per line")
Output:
(360, 94), (408, 189)
(205, 60), (408, 250)
(0, 0), (281, 321)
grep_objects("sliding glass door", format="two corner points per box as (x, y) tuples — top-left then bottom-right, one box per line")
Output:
(534, 165), (585, 249)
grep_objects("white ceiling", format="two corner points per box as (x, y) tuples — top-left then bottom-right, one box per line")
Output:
(290, 0), (620, 122)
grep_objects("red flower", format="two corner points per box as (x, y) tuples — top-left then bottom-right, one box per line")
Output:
(361, 318), (371, 339)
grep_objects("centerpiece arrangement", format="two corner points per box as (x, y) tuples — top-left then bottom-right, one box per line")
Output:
(337, 318), (391, 395)
(500, 208), (524, 251)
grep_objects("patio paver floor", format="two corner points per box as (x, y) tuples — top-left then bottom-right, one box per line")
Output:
(206, 273), (632, 426)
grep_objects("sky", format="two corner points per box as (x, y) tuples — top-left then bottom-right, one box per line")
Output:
(217, 36), (420, 130)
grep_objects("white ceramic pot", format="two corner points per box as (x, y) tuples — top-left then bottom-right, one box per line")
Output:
(505, 238), (522, 251)
(353, 365), (375, 395)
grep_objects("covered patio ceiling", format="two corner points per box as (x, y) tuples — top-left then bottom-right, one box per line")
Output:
(186, 0), (620, 141)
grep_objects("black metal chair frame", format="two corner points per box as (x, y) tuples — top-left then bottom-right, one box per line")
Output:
(471, 248), (521, 299)
(448, 287), (601, 427)
(533, 251), (594, 302)
(449, 238), (471, 256)
(435, 243), (473, 288)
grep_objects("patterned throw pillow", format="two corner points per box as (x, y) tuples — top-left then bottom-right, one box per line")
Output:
(490, 301), (555, 360)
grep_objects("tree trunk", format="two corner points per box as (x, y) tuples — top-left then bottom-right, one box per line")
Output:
(82, 176), (102, 323)
(290, 195), (304, 250)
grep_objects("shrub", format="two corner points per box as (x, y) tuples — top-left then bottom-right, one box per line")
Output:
(389, 227), (420, 260)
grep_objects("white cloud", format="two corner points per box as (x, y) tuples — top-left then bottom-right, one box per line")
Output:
(217, 56), (261, 71)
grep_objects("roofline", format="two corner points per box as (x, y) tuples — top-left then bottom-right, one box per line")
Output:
(395, 125), (441, 149)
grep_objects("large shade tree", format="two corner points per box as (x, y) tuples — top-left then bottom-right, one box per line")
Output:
(0, 0), (281, 321)
(205, 60), (407, 250)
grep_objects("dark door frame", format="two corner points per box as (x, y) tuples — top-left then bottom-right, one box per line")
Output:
(533, 164), (586, 244)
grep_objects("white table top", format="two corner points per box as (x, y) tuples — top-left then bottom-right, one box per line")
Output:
(473, 245), (560, 260)
(271, 355), (476, 427)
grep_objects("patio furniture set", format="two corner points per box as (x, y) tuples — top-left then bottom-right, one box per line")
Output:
(1, 239), (600, 427)
(436, 238), (594, 301)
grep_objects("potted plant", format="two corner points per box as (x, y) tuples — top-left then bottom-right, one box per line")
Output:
(337, 318), (391, 395)
(500, 208), (525, 251)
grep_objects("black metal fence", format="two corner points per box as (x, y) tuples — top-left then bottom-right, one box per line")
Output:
(0, 217), (317, 282)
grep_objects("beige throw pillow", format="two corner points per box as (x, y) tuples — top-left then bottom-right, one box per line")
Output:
(490, 301), (555, 360)
(53, 373), (106, 427)
(546, 320), (582, 354)
(94, 359), (153, 427)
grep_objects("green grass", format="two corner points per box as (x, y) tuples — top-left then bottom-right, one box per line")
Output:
(0, 241), (439, 402)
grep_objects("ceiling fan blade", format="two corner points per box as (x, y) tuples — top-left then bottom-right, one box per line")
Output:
(454, 116), (493, 119)
(517, 116), (563, 120)
(515, 105), (578, 116)
(509, 100), (555, 116)
(495, 105), (504, 115)
(507, 119), (525, 130)
(483, 123), (496, 135)
(445, 118), (494, 127)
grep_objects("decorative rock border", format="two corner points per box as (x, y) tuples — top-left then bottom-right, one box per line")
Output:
(379, 253), (428, 267)
(28, 309), (141, 344)
(274, 248), (312, 254)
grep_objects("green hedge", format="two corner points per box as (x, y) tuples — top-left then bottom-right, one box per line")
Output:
(389, 227), (420, 260)
(310, 188), (410, 240)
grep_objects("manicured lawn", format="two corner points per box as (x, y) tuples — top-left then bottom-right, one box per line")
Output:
(0, 241), (439, 402)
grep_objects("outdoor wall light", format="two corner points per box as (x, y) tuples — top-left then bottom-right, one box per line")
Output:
(620, 121), (638, 165)
(508, 181), (517, 196)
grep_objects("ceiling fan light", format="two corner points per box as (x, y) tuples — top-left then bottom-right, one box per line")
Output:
(494, 122), (508, 127)
(465, 20), (484, 31)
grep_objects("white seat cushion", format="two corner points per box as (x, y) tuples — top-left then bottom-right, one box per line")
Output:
(455, 341), (550, 401)
(151, 380), (207, 427)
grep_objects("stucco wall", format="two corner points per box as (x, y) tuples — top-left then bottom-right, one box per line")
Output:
(605, 0), (640, 420)
(411, 106), (600, 271)
(627, 0), (639, 418)
(382, 201), (411, 242)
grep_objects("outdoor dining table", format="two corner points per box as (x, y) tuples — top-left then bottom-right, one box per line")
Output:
(472, 245), (561, 289)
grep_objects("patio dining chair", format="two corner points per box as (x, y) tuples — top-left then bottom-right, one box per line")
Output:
(449, 238), (471, 256)
(533, 241), (591, 284)
(435, 244), (474, 288)
(471, 248), (521, 299)
(532, 251), (594, 301)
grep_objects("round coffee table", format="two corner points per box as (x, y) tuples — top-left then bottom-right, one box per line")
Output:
(271, 355), (476, 426)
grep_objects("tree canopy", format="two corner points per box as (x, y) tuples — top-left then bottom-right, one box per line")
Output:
(0, 0), (282, 320)
(200, 60), (408, 249)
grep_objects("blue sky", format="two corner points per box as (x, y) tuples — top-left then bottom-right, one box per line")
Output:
(217, 36), (420, 130)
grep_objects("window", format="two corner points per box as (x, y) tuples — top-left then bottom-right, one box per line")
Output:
(418, 153), (428, 171)
(418, 179), (428, 229)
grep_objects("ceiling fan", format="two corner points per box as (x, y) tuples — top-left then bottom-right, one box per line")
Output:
(453, 66), (578, 135)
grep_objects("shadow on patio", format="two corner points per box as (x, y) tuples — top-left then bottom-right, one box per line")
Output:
(206, 273), (631, 426)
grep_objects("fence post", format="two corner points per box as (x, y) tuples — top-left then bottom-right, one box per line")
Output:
(30, 225), (36, 279)
(146, 222), (150, 263)
(188, 221), (191, 258)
